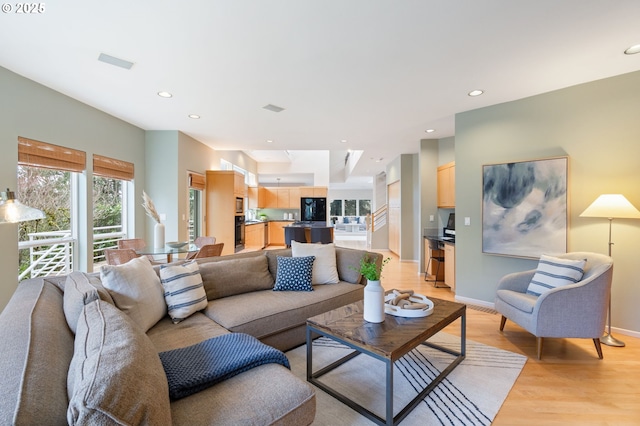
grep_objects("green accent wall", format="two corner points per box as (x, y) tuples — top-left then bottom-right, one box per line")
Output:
(455, 70), (640, 334)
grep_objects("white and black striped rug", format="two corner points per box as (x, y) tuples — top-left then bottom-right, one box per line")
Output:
(286, 334), (526, 425)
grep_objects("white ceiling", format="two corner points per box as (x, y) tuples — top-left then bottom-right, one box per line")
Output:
(2, 1), (640, 187)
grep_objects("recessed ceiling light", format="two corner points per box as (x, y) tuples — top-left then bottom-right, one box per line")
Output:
(375, 158), (383, 163)
(425, 129), (435, 133)
(266, 140), (273, 143)
(468, 89), (484, 97)
(624, 44), (640, 55)
(157, 91), (173, 98)
(188, 114), (200, 119)
(341, 139), (348, 143)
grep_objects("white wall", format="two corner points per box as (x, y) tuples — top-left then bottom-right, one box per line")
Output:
(455, 70), (640, 335)
(0, 66), (146, 310)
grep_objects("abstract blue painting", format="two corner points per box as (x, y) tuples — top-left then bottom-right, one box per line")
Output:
(482, 157), (568, 258)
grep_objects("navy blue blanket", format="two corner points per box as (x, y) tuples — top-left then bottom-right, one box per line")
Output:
(159, 333), (290, 400)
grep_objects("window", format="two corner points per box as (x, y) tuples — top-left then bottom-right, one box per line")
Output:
(329, 198), (371, 217)
(188, 172), (205, 242)
(358, 199), (371, 216)
(344, 199), (357, 216)
(92, 154), (133, 267)
(330, 199), (342, 216)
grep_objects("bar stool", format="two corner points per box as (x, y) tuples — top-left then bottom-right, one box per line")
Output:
(310, 227), (332, 244)
(424, 239), (446, 287)
(284, 227), (307, 247)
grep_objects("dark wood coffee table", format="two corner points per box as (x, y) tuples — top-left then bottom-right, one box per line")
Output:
(306, 297), (466, 426)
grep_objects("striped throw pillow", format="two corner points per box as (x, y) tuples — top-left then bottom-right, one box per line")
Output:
(160, 261), (208, 323)
(526, 255), (586, 297)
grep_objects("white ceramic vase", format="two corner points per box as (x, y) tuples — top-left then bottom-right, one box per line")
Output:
(363, 279), (385, 323)
(154, 222), (165, 249)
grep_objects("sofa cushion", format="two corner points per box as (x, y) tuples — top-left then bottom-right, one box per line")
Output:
(273, 256), (315, 292)
(160, 260), (208, 323)
(63, 271), (114, 333)
(526, 254), (586, 297)
(291, 241), (339, 284)
(100, 256), (167, 332)
(205, 282), (364, 346)
(147, 312), (230, 353)
(265, 248), (292, 281)
(170, 363), (315, 426)
(0, 279), (74, 426)
(200, 255), (274, 300)
(335, 247), (368, 284)
(67, 299), (171, 425)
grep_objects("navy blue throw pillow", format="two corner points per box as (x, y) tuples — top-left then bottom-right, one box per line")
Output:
(273, 256), (315, 291)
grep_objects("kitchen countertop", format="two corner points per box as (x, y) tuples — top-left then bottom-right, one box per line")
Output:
(424, 235), (455, 244)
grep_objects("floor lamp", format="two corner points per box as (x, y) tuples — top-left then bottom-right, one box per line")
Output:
(580, 194), (640, 347)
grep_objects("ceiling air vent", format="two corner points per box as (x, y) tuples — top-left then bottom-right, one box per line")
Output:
(263, 104), (285, 113)
(98, 53), (134, 70)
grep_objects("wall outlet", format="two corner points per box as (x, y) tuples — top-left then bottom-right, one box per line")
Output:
(429, 215), (434, 222)
(464, 217), (471, 226)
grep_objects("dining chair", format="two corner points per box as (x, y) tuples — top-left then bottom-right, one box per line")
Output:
(105, 248), (139, 265)
(117, 238), (146, 250)
(194, 243), (224, 259)
(185, 236), (217, 260)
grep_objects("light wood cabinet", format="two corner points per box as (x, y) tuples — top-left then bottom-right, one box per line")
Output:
(247, 186), (267, 209)
(205, 170), (243, 256)
(234, 173), (246, 198)
(437, 162), (455, 208)
(444, 242), (455, 291)
(263, 186), (328, 209)
(268, 221), (288, 246)
(313, 187), (328, 197)
(245, 222), (266, 249)
(288, 187), (301, 208)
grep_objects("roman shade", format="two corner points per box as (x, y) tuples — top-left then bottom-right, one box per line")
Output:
(18, 136), (86, 172)
(189, 172), (205, 190)
(93, 154), (134, 181)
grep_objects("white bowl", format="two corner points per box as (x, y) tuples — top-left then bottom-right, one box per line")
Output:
(166, 241), (188, 249)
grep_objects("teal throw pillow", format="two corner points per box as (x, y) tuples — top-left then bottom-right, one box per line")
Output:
(273, 256), (315, 291)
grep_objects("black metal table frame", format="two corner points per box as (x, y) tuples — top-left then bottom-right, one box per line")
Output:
(306, 312), (465, 426)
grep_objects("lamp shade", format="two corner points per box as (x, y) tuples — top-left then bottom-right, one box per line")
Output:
(0, 188), (46, 223)
(579, 194), (640, 219)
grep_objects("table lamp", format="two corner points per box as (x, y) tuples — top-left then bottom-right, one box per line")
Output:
(580, 194), (640, 347)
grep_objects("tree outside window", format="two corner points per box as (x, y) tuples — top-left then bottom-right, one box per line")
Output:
(344, 199), (357, 216)
(358, 199), (371, 216)
(330, 199), (342, 216)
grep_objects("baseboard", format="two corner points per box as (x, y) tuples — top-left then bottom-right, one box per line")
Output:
(454, 295), (495, 310)
(454, 296), (640, 338)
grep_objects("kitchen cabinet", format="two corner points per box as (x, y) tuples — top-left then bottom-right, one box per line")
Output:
(205, 170), (242, 256)
(248, 186), (266, 209)
(276, 189), (290, 209)
(245, 222), (266, 249)
(444, 242), (455, 291)
(437, 162), (455, 208)
(268, 221), (288, 246)
(234, 173), (246, 198)
(288, 187), (301, 208)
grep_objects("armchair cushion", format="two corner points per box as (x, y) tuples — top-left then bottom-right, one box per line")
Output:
(526, 254), (586, 297)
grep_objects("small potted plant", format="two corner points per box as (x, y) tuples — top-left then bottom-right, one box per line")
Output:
(356, 255), (391, 323)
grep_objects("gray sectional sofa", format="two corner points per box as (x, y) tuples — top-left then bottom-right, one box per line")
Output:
(0, 245), (382, 425)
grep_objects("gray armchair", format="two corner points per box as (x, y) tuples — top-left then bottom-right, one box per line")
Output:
(494, 252), (613, 360)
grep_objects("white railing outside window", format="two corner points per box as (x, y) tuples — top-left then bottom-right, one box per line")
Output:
(18, 226), (126, 280)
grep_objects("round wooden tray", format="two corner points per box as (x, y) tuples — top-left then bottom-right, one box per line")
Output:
(384, 293), (434, 318)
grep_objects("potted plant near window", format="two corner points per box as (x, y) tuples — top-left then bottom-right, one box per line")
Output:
(357, 256), (391, 323)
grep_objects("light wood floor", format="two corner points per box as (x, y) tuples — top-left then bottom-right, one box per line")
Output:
(373, 250), (640, 425)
